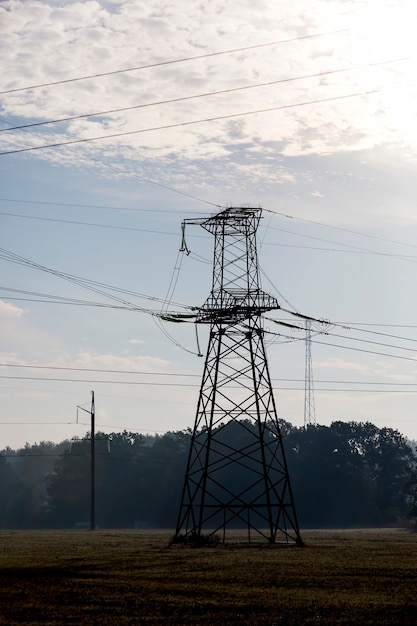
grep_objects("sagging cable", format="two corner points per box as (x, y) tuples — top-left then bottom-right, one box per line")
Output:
(195, 324), (203, 357)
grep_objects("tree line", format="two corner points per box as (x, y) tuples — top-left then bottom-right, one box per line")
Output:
(1, 420), (417, 530)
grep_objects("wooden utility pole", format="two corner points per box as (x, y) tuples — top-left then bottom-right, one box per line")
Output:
(77, 391), (95, 530)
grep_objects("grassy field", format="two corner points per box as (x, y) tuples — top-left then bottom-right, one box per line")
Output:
(0, 528), (417, 624)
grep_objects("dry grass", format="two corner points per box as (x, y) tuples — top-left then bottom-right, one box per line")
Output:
(1, 528), (417, 624)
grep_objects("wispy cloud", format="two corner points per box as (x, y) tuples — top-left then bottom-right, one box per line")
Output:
(316, 357), (371, 374)
(0, 300), (24, 317)
(73, 351), (172, 372)
(1, 0), (416, 177)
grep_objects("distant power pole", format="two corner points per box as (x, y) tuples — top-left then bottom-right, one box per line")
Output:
(77, 391), (95, 530)
(174, 207), (303, 546)
(304, 320), (316, 428)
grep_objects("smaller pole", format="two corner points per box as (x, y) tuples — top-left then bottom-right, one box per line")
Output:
(90, 390), (95, 531)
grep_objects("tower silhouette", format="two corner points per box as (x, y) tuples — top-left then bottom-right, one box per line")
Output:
(174, 207), (302, 545)
(304, 319), (317, 428)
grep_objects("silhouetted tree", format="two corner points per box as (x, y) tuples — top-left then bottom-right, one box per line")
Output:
(1, 421), (416, 529)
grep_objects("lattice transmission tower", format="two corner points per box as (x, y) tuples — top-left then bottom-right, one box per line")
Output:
(304, 320), (316, 428)
(174, 207), (303, 545)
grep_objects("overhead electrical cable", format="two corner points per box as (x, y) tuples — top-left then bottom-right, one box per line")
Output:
(0, 115), (221, 208)
(2, 207), (416, 264)
(0, 246), (201, 353)
(326, 321), (417, 345)
(0, 210), (189, 235)
(264, 226), (417, 263)
(0, 296), (145, 308)
(152, 314), (200, 356)
(0, 247), (193, 313)
(0, 196), (414, 255)
(2, 211), (417, 265)
(264, 226), (417, 261)
(1, 57), (409, 133)
(269, 209), (417, 252)
(313, 329), (417, 354)
(3, 245), (417, 353)
(266, 242), (417, 259)
(2, 362), (417, 388)
(266, 313), (417, 354)
(0, 363), (200, 376)
(0, 286), (172, 310)
(0, 375), (198, 386)
(3, 242), (417, 361)
(334, 322), (417, 329)
(0, 30), (348, 95)
(0, 286), (137, 308)
(0, 374), (415, 394)
(275, 310), (417, 345)
(2, 199), (417, 265)
(0, 197), (203, 214)
(266, 329), (417, 363)
(1, 83), (414, 157)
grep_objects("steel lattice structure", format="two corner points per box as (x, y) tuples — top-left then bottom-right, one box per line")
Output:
(304, 319), (317, 428)
(174, 207), (303, 545)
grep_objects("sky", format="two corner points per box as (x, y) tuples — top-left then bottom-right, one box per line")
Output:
(1, 0), (417, 449)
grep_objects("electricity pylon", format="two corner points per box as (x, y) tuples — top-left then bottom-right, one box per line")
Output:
(174, 207), (303, 545)
(304, 320), (316, 428)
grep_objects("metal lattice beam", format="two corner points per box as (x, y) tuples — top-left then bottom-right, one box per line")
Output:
(304, 320), (317, 428)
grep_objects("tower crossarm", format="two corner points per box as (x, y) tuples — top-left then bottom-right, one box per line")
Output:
(196, 288), (279, 323)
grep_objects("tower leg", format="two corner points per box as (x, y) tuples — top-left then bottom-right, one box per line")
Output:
(174, 319), (303, 545)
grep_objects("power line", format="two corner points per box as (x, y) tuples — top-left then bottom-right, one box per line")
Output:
(0, 375), (197, 386)
(2, 363), (417, 387)
(324, 330), (417, 354)
(278, 310), (417, 346)
(0, 210), (185, 235)
(0, 210), (407, 258)
(271, 330), (417, 363)
(1, 57), (408, 133)
(272, 312), (417, 350)
(334, 322), (417, 328)
(0, 295), (141, 309)
(270, 209), (417, 252)
(3, 210), (417, 266)
(2, 200), (417, 269)
(3, 238), (417, 368)
(0, 422), (78, 426)
(0, 248), (417, 351)
(266, 242), (417, 260)
(264, 226), (417, 262)
(0, 118), (221, 209)
(0, 197), (199, 214)
(0, 374), (199, 387)
(1, 83), (413, 157)
(0, 30), (348, 95)
(3, 244), (417, 356)
(328, 321), (417, 345)
(0, 246), (193, 312)
(0, 362), (200, 377)
(1, 374), (415, 393)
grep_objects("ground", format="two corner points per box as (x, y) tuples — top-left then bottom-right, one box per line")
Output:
(0, 528), (416, 624)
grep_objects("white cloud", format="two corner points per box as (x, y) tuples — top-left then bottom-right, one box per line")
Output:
(0, 300), (24, 317)
(316, 357), (371, 374)
(1, 0), (416, 176)
(73, 351), (172, 372)
(2, 0), (417, 447)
